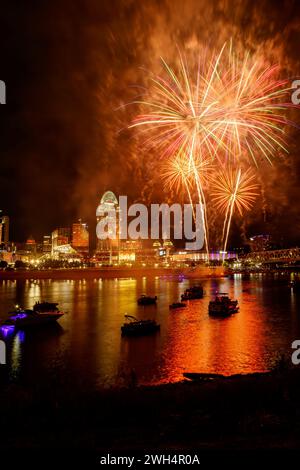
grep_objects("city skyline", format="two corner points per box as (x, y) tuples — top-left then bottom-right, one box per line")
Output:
(1, 1), (300, 246)
(2, 1), (300, 461)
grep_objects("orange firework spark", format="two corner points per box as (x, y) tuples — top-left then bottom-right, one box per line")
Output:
(161, 153), (213, 229)
(130, 42), (298, 252)
(211, 167), (260, 252)
(211, 167), (259, 215)
(161, 153), (212, 194)
(130, 43), (294, 166)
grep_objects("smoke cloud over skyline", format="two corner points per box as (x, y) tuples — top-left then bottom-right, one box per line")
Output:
(1, 0), (300, 247)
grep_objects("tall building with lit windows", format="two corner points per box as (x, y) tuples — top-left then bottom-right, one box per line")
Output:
(42, 235), (52, 254)
(51, 227), (70, 253)
(95, 191), (148, 264)
(72, 220), (89, 254)
(96, 191), (120, 263)
(0, 214), (9, 244)
(26, 235), (36, 254)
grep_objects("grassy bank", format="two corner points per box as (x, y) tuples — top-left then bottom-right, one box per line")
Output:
(1, 365), (300, 450)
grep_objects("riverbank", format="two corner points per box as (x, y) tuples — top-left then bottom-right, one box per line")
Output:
(0, 266), (226, 280)
(1, 364), (300, 451)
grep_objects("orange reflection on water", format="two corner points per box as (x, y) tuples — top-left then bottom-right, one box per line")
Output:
(158, 276), (285, 383)
(1, 275), (300, 387)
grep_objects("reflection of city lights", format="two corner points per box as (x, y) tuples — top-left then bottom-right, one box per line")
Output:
(11, 330), (25, 377)
(0, 325), (15, 338)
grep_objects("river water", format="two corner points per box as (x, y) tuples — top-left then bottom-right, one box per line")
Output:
(0, 273), (299, 387)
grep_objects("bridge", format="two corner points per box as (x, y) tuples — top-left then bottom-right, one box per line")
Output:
(244, 247), (300, 264)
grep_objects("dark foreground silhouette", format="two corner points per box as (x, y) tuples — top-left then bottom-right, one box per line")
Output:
(0, 361), (300, 450)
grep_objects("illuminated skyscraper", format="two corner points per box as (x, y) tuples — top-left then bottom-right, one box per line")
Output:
(42, 235), (52, 254)
(96, 191), (120, 263)
(26, 235), (37, 254)
(0, 214), (9, 244)
(72, 220), (89, 254)
(51, 227), (70, 254)
(95, 191), (147, 264)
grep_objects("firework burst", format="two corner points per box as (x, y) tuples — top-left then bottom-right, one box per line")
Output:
(130, 43), (294, 165)
(161, 153), (212, 194)
(211, 167), (260, 252)
(130, 42), (297, 253)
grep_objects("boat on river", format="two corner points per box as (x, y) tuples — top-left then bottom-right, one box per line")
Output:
(181, 285), (204, 301)
(1, 301), (64, 329)
(208, 293), (239, 317)
(121, 315), (160, 336)
(137, 294), (157, 305)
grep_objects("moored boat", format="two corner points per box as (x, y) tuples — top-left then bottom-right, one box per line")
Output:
(121, 315), (160, 336)
(1, 302), (64, 329)
(137, 294), (157, 305)
(208, 293), (239, 317)
(181, 285), (204, 301)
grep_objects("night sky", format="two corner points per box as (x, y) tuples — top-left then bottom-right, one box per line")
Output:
(1, 0), (300, 248)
